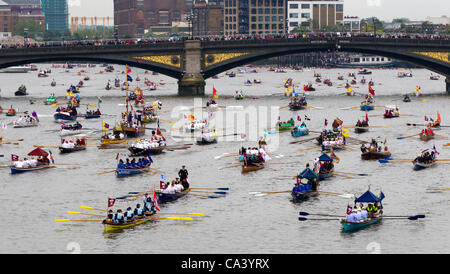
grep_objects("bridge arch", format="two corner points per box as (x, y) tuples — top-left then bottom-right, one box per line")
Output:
(0, 56), (183, 79)
(203, 46), (450, 80)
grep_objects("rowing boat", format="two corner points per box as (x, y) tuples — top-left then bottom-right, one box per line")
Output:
(11, 165), (52, 174)
(196, 135), (218, 145)
(277, 121), (295, 131)
(116, 165), (151, 177)
(59, 145), (86, 154)
(318, 168), (334, 180)
(361, 151), (391, 160)
(242, 163), (264, 173)
(341, 217), (382, 232)
(157, 189), (191, 203)
(419, 132), (434, 141)
(360, 104), (374, 111)
(291, 191), (318, 202)
(291, 125), (309, 137)
(413, 160), (436, 171)
(103, 212), (156, 233)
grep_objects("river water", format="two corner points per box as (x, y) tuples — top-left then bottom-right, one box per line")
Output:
(0, 64), (449, 254)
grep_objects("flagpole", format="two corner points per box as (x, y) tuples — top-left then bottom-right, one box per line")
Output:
(125, 65), (129, 127)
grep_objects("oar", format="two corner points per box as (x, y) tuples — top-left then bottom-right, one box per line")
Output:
(289, 137), (317, 145)
(97, 169), (115, 175)
(67, 211), (105, 217)
(296, 146), (320, 152)
(382, 214), (425, 219)
(190, 187), (230, 191)
(434, 133), (447, 139)
(189, 190), (227, 195)
(333, 173), (355, 179)
(185, 193), (221, 199)
(264, 162), (285, 165)
(397, 133), (420, 140)
(156, 212), (204, 216)
(80, 205), (109, 212)
(55, 219), (103, 222)
(218, 164), (240, 170)
(299, 212), (343, 218)
(334, 171), (369, 176)
(298, 217), (340, 221)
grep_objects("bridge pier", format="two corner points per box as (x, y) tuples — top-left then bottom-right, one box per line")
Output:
(446, 77), (450, 94)
(178, 40), (205, 96)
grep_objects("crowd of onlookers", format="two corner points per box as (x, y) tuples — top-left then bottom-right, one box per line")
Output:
(0, 32), (447, 50)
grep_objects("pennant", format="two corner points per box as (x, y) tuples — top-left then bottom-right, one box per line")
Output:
(433, 145), (440, 155)
(127, 75), (133, 82)
(342, 128), (350, 137)
(32, 111), (39, 122)
(366, 111), (369, 122)
(108, 198), (116, 208)
(213, 86), (218, 99)
(324, 119), (328, 126)
(153, 190), (160, 211)
(11, 154), (19, 162)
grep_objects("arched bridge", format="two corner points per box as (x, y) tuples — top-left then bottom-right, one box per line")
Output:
(0, 37), (449, 95)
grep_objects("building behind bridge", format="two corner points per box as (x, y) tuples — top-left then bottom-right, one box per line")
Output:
(41, 0), (69, 33)
(0, 0), (45, 35)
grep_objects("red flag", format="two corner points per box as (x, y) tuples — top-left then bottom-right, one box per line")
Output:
(213, 86), (218, 99)
(324, 119), (328, 126)
(368, 84), (375, 96)
(108, 198), (116, 208)
(160, 181), (167, 190)
(297, 115), (301, 122)
(153, 190), (160, 211)
(366, 111), (369, 122)
(11, 154), (19, 162)
(115, 153), (119, 160)
(126, 68), (132, 74)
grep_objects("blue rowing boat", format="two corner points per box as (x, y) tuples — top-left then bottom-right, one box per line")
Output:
(157, 189), (191, 203)
(341, 217), (382, 232)
(291, 190), (317, 202)
(360, 104), (374, 111)
(116, 166), (150, 178)
(291, 125), (309, 137)
(54, 112), (77, 122)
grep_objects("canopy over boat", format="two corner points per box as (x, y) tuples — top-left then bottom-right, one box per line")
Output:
(298, 168), (318, 179)
(318, 153), (333, 162)
(355, 190), (385, 203)
(28, 147), (48, 157)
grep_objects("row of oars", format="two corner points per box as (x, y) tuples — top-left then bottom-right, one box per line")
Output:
(116, 187), (230, 200)
(249, 190), (354, 199)
(298, 211), (426, 221)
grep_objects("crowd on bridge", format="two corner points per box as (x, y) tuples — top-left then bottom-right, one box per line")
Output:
(0, 32), (448, 50)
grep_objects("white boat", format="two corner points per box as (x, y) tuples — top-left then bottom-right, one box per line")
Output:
(13, 118), (39, 128)
(0, 66), (31, 73)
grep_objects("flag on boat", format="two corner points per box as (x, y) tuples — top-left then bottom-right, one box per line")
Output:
(324, 119), (328, 126)
(127, 75), (133, 82)
(153, 190), (160, 211)
(213, 86), (218, 99)
(102, 121), (110, 131)
(11, 154), (19, 162)
(156, 128), (166, 141)
(115, 153), (119, 161)
(160, 174), (167, 190)
(108, 198), (116, 208)
(342, 127), (350, 137)
(31, 111), (39, 122)
(365, 111), (369, 122)
(433, 145), (440, 155)
(48, 151), (54, 164)
(437, 112), (441, 123)
(1, 122), (6, 130)
(368, 84), (375, 96)
(126, 68), (132, 74)
(425, 116), (428, 121)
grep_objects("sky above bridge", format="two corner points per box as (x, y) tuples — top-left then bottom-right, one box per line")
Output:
(69, 0), (449, 22)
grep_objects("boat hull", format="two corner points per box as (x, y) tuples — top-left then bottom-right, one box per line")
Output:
(157, 189), (191, 203)
(420, 133), (434, 141)
(59, 146), (86, 154)
(11, 165), (51, 174)
(341, 217), (381, 232)
(413, 161), (436, 171)
(116, 166), (151, 177)
(354, 127), (369, 133)
(291, 191), (317, 202)
(242, 164), (264, 173)
(361, 151), (391, 160)
(54, 113), (77, 122)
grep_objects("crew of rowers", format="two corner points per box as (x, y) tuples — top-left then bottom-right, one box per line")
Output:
(277, 118), (295, 127)
(206, 97), (216, 107)
(291, 94), (307, 105)
(346, 203), (381, 223)
(322, 135), (345, 147)
(56, 105), (77, 116)
(360, 138), (388, 153)
(355, 119), (369, 127)
(103, 132), (125, 140)
(13, 156), (50, 168)
(234, 90), (244, 98)
(117, 158), (151, 169)
(385, 107), (399, 117)
(61, 121), (82, 130)
(103, 194), (158, 225)
(414, 150), (436, 164)
(15, 115), (37, 124)
(161, 178), (189, 194)
(421, 126), (434, 136)
(61, 137), (86, 148)
(200, 129), (218, 139)
(86, 109), (101, 116)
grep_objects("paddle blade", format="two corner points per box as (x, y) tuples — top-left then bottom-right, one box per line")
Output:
(416, 214), (426, 219)
(408, 216), (419, 220)
(299, 212), (309, 216)
(116, 196), (130, 200)
(298, 217), (308, 221)
(80, 205), (93, 210)
(213, 191), (227, 195)
(396, 137), (406, 140)
(180, 217), (193, 221)
(67, 211), (81, 215)
(378, 160), (390, 164)
(54, 219), (70, 222)
(128, 192), (141, 194)
(217, 188), (230, 190)
(189, 213), (204, 216)
(165, 216), (181, 220)
(208, 196), (220, 198)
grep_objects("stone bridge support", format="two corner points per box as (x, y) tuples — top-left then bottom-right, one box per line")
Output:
(178, 40), (205, 96)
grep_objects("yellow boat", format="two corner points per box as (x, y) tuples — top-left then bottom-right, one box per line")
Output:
(100, 138), (126, 145)
(104, 213), (156, 233)
(242, 163), (265, 173)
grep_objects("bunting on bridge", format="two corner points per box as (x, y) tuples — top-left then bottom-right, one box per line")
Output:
(412, 51), (450, 64)
(133, 55), (181, 68)
(204, 52), (251, 67)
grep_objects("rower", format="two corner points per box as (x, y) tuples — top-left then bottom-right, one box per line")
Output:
(181, 178), (190, 190)
(115, 209), (124, 224)
(102, 209), (115, 224)
(174, 181), (184, 193)
(124, 207), (134, 222)
(134, 204), (144, 217)
(117, 159), (125, 169)
(143, 194), (153, 212)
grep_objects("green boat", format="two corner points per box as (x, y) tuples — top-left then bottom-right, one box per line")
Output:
(45, 95), (57, 105)
(340, 189), (385, 232)
(277, 119), (295, 131)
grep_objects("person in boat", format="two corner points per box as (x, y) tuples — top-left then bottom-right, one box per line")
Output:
(117, 159), (125, 170)
(114, 209), (125, 224)
(178, 165), (188, 181)
(124, 207), (135, 222)
(94, 109), (101, 115)
(125, 158), (132, 169)
(174, 181), (184, 193)
(102, 210), (115, 224)
(134, 204), (144, 217)
(142, 193), (153, 212)
(181, 178), (190, 190)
